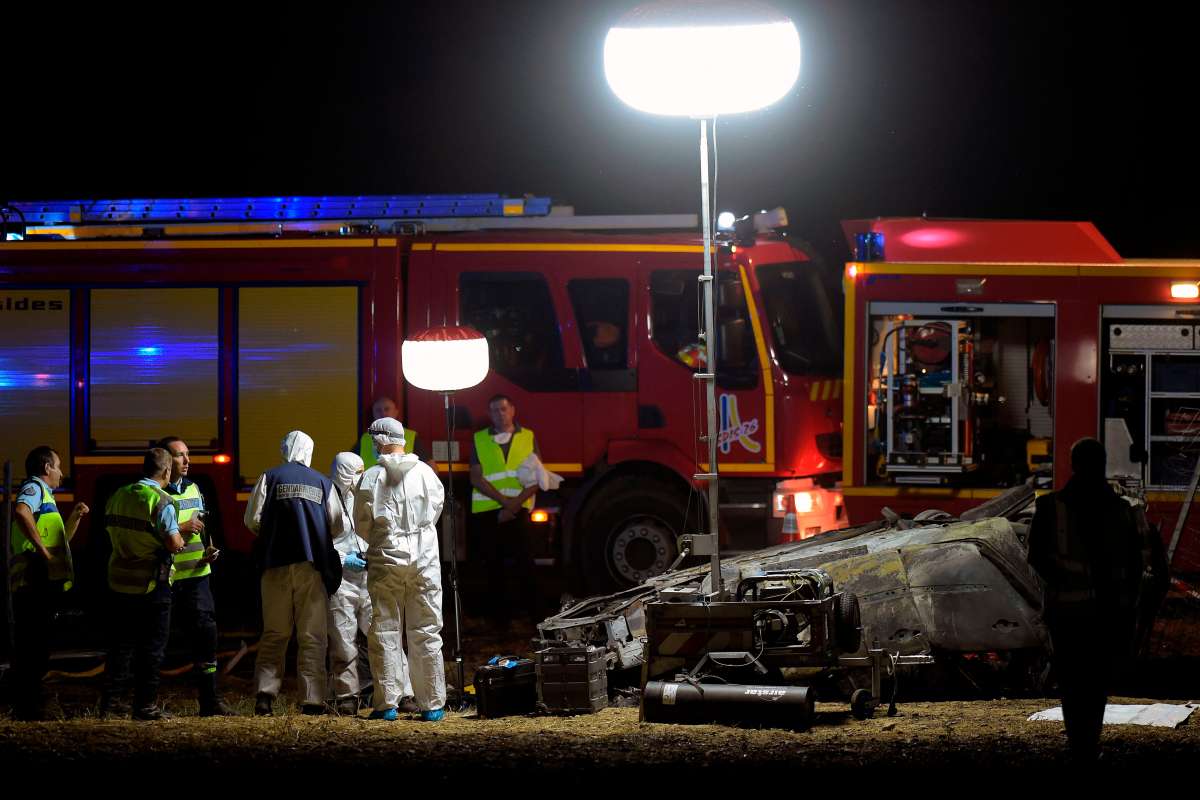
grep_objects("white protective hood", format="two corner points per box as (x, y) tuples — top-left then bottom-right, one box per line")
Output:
(281, 430), (314, 467)
(368, 417), (407, 456)
(380, 451), (422, 484)
(331, 451), (365, 495)
(330, 451), (368, 557)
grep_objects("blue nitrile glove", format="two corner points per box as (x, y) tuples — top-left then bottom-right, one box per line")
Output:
(343, 552), (367, 572)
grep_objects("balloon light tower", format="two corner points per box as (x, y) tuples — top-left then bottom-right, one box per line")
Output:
(402, 325), (490, 708)
(605, 0), (800, 596)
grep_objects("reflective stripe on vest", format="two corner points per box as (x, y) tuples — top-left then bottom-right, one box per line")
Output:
(359, 428), (418, 469)
(471, 428), (535, 513)
(106, 483), (177, 595)
(8, 480), (72, 592)
(169, 481), (209, 581)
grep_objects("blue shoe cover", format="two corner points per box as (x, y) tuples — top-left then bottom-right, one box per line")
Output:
(421, 708), (445, 722)
(368, 708), (399, 721)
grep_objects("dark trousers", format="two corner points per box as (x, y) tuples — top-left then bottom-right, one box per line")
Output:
(104, 579), (172, 709)
(11, 563), (56, 717)
(473, 509), (538, 623)
(172, 574), (218, 678)
(1049, 615), (1125, 762)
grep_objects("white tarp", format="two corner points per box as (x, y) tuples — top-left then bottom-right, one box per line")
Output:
(1028, 703), (1198, 728)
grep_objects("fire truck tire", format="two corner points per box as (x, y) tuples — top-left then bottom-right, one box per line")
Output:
(833, 591), (862, 653)
(579, 477), (686, 593)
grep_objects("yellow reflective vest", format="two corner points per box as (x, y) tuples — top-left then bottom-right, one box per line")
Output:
(105, 482), (177, 595)
(168, 479), (209, 582)
(472, 428), (535, 514)
(9, 479), (72, 591)
(359, 428), (417, 469)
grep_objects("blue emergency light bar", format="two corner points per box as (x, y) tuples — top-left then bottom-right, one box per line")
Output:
(10, 194), (552, 225)
(854, 231), (885, 262)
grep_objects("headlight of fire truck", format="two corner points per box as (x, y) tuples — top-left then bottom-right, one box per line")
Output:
(771, 478), (843, 542)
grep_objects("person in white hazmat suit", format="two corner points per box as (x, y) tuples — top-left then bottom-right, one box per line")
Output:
(328, 452), (418, 715)
(355, 418), (447, 721)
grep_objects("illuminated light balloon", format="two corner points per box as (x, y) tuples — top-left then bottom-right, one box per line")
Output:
(401, 326), (490, 392)
(604, 0), (801, 117)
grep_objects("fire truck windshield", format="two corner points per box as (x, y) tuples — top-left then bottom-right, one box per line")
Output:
(756, 263), (840, 376)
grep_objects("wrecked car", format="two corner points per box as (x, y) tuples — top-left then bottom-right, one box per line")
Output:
(536, 481), (1162, 698)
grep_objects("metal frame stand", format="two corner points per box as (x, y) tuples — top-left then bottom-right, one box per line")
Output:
(694, 117), (723, 598)
(442, 392), (467, 710)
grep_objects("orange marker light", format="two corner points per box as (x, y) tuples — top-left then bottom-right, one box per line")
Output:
(847, 264), (859, 279)
(214, 454), (232, 464)
(530, 509), (550, 524)
(1171, 282), (1200, 300)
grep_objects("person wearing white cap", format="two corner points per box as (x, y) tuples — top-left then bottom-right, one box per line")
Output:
(327, 452), (417, 715)
(244, 430), (344, 716)
(355, 417), (447, 721)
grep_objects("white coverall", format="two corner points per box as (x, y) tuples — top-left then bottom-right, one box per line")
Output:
(327, 453), (413, 701)
(245, 431), (345, 706)
(355, 450), (446, 712)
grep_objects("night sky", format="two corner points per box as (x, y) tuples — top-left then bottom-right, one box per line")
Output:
(4, 1), (1197, 262)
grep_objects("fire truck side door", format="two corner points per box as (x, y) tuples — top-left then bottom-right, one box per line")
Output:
(438, 255), (583, 481)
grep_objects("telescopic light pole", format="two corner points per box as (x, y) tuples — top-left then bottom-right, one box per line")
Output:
(605, 0), (801, 596)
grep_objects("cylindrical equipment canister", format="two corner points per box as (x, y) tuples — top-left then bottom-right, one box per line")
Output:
(642, 681), (814, 730)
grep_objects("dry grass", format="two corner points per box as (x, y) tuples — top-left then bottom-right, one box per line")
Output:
(4, 617), (1199, 776)
(3, 686), (1198, 775)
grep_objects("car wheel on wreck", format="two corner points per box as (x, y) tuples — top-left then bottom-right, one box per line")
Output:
(578, 476), (687, 594)
(833, 590), (862, 653)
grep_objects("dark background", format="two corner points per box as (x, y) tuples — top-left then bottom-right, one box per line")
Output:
(3, 1), (1197, 261)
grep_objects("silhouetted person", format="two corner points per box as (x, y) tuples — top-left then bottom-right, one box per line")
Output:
(1028, 437), (1144, 763)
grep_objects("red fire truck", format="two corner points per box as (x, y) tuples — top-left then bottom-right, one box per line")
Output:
(0, 194), (843, 596)
(839, 216), (1200, 584)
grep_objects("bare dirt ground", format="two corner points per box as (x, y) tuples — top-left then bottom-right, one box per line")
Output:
(2, 617), (1198, 778)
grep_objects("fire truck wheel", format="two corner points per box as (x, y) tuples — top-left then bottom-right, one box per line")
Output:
(833, 591), (862, 653)
(580, 477), (686, 593)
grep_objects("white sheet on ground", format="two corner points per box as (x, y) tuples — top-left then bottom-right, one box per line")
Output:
(1028, 703), (1198, 728)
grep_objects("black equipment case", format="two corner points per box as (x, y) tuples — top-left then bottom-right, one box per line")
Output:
(473, 655), (537, 718)
(536, 644), (608, 714)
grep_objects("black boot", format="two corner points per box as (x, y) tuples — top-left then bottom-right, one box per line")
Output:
(254, 692), (274, 716)
(99, 693), (132, 720)
(197, 670), (236, 717)
(133, 704), (172, 721)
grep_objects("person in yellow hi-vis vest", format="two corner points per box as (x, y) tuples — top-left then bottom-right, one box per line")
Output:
(9, 446), (89, 720)
(159, 436), (235, 716)
(99, 448), (186, 721)
(355, 396), (437, 470)
(469, 394), (540, 626)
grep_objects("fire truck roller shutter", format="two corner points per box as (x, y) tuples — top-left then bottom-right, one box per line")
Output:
(575, 471), (692, 594)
